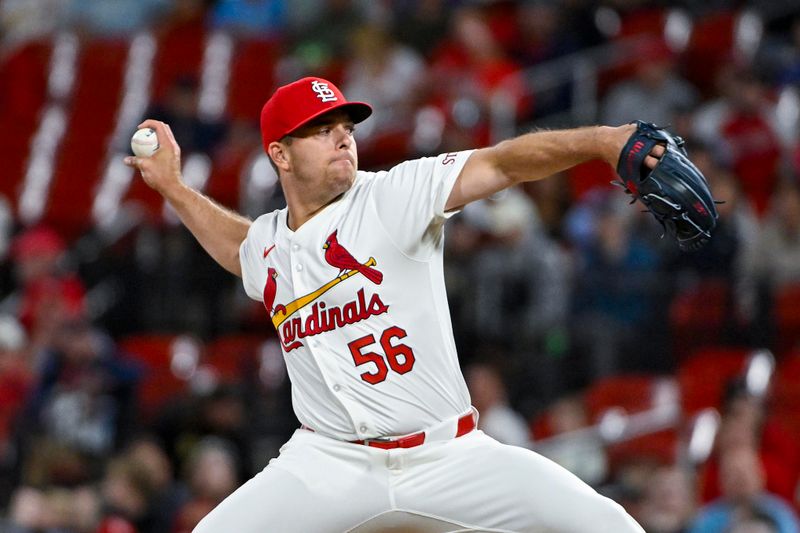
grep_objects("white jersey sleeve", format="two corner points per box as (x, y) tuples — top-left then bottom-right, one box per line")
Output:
(239, 211), (279, 301)
(370, 150), (474, 259)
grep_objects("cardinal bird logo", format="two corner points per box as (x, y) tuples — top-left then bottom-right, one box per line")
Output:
(263, 267), (278, 315)
(323, 230), (383, 285)
(264, 230), (388, 351)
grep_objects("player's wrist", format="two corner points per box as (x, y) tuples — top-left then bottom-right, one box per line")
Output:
(156, 175), (189, 199)
(600, 124), (635, 167)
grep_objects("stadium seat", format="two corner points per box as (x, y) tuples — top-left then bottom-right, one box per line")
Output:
(200, 36), (282, 212)
(677, 346), (750, 413)
(529, 411), (555, 441)
(204, 334), (272, 383)
(584, 374), (668, 422)
(0, 368), (33, 445)
(203, 122), (262, 212)
(772, 350), (800, 439)
(226, 37), (280, 122)
(618, 7), (668, 38)
(358, 129), (414, 170)
(151, 19), (207, 102)
(606, 429), (678, 472)
(775, 283), (800, 356)
(598, 8), (671, 89)
(566, 160), (617, 201)
(682, 9), (737, 96)
(583, 374), (680, 471)
(0, 40), (52, 207)
(44, 38), (129, 239)
(119, 334), (203, 419)
(123, 22), (208, 221)
(528, 394), (588, 442)
(669, 280), (730, 360)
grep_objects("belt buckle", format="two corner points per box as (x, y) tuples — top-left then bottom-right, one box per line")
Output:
(367, 436), (395, 443)
(364, 437), (400, 450)
(364, 431), (425, 449)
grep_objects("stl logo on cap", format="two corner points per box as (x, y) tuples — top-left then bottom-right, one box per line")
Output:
(311, 80), (338, 102)
(259, 76), (372, 150)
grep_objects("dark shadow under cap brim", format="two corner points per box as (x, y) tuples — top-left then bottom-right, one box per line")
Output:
(286, 101), (373, 137)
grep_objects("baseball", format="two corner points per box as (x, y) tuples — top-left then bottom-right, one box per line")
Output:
(130, 127), (159, 158)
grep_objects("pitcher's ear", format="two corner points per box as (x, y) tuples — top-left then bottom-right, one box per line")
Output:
(268, 142), (290, 170)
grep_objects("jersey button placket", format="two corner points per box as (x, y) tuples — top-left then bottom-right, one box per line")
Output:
(289, 240), (304, 289)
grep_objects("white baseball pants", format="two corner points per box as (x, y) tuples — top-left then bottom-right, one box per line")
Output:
(193, 429), (644, 532)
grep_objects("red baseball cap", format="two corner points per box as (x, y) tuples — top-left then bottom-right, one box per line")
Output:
(11, 225), (65, 260)
(260, 77), (372, 152)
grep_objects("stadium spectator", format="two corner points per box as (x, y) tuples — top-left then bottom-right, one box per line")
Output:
(100, 455), (159, 531)
(774, 16), (800, 87)
(154, 383), (252, 482)
(123, 435), (187, 533)
(0, 0), (68, 57)
(466, 361), (532, 448)
(0, 315), (31, 506)
(9, 226), (87, 357)
(428, 5), (528, 149)
(342, 23), (426, 149)
(1, 484), (101, 533)
(172, 437), (240, 533)
(0, 314), (31, 410)
(728, 508), (781, 533)
(692, 66), (783, 216)
(699, 379), (800, 509)
(667, 163), (762, 342)
(450, 187), (568, 346)
(602, 38), (699, 127)
(208, 0), (287, 37)
(521, 172), (572, 240)
(512, 0), (580, 67)
(143, 76), (227, 157)
(205, 119), (265, 215)
(569, 192), (661, 377)
(533, 394), (608, 486)
(279, 0), (366, 83)
(391, 0), (451, 57)
(21, 317), (141, 465)
(754, 181), (800, 292)
(65, 0), (170, 38)
(636, 464), (698, 533)
(689, 445), (800, 533)
(0, 195), (12, 262)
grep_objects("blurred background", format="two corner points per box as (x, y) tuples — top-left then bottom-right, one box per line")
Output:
(1, 0), (800, 531)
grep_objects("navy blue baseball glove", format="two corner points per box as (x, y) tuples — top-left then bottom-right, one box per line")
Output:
(615, 121), (719, 252)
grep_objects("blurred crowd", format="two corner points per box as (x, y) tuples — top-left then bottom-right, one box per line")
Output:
(2, 0), (800, 531)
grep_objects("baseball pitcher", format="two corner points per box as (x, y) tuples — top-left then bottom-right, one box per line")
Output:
(124, 77), (716, 532)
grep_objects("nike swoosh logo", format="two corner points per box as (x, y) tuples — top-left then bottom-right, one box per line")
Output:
(263, 244), (276, 259)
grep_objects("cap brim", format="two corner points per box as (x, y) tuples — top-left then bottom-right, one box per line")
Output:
(285, 101), (373, 137)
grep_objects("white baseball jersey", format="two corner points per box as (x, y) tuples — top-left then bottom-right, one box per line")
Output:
(239, 150), (475, 441)
(200, 150), (647, 533)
